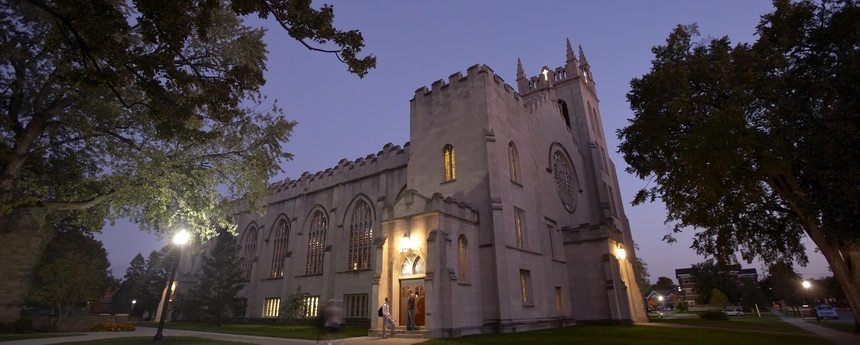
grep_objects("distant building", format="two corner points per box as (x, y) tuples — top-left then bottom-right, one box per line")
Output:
(644, 289), (676, 310)
(675, 265), (758, 308)
(168, 41), (647, 338)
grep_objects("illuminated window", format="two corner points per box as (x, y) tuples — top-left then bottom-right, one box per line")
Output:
(515, 208), (525, 248)
(263, 298), (280, 317)
(555, 287), (563, 315)
(303, 296), (320, 318)
(348, 201), (373, 270)
(509, 142), (520, 183)
(344, 294), (368, 318)
(270, 218), (289, 278)
(520, 270), (533, 305)
(443, 144), (456, 181)
(305, 210), (327, 275)
(401, 254), (425, 276)
(458, 235), (468, 282)
(241, 226), (257, 280)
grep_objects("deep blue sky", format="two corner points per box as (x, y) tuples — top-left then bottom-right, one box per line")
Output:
(96, 0), (832, 284)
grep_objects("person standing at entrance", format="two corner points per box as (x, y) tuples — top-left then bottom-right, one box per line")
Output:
(381, 297), (395, 338)
(406, 293), (417, 331)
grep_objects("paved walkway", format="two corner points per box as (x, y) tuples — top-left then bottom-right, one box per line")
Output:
(3, 327), (426, 345)
(770, 310), (860, 345)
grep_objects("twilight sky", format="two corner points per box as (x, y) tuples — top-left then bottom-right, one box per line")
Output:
(96, 0), (832, 283)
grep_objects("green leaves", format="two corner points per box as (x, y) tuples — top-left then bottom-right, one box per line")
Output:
(619, 0), (860, 266)
(1, 0), (372, 246)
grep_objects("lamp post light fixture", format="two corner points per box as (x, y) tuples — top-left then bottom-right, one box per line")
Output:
(802, 280), (812, 309)
(616, 246), (626, 260)
(153, 229), (189, 341)
(658, 295), (664, 311)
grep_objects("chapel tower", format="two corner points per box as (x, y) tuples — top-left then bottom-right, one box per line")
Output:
(516, 40), (647, 324)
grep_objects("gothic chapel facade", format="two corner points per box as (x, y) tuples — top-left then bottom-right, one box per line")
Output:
(173, 41), (647, 337)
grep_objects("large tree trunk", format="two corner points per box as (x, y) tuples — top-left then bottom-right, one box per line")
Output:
(808, 228), (860, 333)
(0, 208), (55, 323)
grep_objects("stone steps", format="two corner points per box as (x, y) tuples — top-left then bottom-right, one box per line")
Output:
(369, 326), (432, 339)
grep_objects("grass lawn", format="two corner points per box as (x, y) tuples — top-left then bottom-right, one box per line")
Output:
(804, 320), (857, 334)
(649, 313), (808, 333)
(49, 336), (252, 345)
(144, 322), (367, 340)
(418, 324), (829, 345)
(0, 333), (85, 342)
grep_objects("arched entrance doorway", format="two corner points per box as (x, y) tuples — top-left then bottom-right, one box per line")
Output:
(399, 254), (426, 327)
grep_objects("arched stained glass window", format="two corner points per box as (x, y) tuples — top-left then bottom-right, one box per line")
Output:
(348, 201), (373, 270)
(508, 142), (520, 183)
(458, 235), (468, 282)
(305, 210), (327, 275)
(241, 227), (257, 280)
(270, 218), (289, 278)
(443, 144), (456, 181)
(401, 254), (426, 276)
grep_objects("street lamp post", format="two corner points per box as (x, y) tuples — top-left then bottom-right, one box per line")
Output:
(802, 280), (812, 316)
(153, 229), (189, 341)
(658, 295), (664, 311)
(131, 299), (136, 323)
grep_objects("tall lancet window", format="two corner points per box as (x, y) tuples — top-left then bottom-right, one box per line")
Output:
(348, 201), (373, 270)
(458, 235), (468, 283)
(241, 227), (257, 280)
(270, 219), (289, 278)
(443, 144), (456, 181)
(509, 142), (520, 183)
(306, 211), (327, 275)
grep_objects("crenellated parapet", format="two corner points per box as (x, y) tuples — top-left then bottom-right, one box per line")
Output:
(516, 39), (593, 96)
(410, 64), (522, 106)
(267, 142), (410, 202)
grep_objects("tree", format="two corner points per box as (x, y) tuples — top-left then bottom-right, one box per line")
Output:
(182, 229), (245, 326)
(690, 261), (741, 305)
(761, 262), (803, 314)
(740, 277), (767, 311)
(27, 225), (112, 329)
(0, 0), (376, 322)
(708, 288), (730, 308)
(133, 247), (176, 320)
(654, 276), (676, 291)
(618, 0), (860, 331)
(636, 257), (652, 292)
(279, 285), (308, 330)
(111, 253), (147, 315)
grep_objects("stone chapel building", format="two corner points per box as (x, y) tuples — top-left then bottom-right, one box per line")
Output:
(172, 41), (647, 337)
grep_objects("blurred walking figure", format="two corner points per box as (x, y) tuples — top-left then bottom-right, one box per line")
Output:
(318, 299), (344, 345)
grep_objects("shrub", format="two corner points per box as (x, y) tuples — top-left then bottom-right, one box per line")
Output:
(13, 318), (35, 334)
(699, 310), (729, 321)
(89, 323), (136, 332)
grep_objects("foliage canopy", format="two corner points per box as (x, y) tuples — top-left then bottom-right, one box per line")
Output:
(0, 0), (375, 239)
(618, 0), (860, 330)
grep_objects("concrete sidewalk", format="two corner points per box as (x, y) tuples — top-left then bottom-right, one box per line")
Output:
(771, 309), (860, 345)
(3, 327), (427, 345)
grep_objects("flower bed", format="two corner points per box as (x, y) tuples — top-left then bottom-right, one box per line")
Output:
(89, 323), (136, 332)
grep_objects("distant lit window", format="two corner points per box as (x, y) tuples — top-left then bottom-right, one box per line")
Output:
(348, 201), (373, 270)
(306, 211), (327, 275)
(303, 296), (320, 318)
(509, 142), (520, 183)
(515, 208), (525, 248)
(443, 144), (456, 181)
(263, 298), (280, 317)
(270, 218), (289, 278)
(520, 270), (533, 304)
